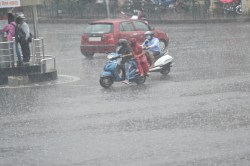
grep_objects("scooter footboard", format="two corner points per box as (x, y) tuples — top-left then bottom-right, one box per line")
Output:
(128, 60), (139, 80)
(101, 71), (123, 82)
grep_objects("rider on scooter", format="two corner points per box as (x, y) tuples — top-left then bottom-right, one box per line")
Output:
(142, 31), (161, 67)
(117, 39), (133, 84)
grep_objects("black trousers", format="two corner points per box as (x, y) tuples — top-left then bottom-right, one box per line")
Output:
(20, 40), (30, 62)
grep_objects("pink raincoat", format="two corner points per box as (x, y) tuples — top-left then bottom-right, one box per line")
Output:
(1, 21), (16, 41)
(220, 0), (233, 3)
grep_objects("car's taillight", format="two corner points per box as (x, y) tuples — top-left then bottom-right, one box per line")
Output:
(81, 35), (87, 44)
(103, 34), (115, 44)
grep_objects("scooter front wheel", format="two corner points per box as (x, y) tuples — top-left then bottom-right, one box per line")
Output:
(100, 77), (113, 88)
(159, 39), (168, 53)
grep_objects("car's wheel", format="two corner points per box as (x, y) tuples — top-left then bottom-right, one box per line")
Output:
(100, 77), (113, 88)
(159, 39), (168, 53)
(135, 75), (146, 85)
(82, 52), (94, 58)
(160, 64), (171, 75)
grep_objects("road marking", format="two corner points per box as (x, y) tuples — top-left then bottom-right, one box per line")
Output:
(0, 75), (80, 89)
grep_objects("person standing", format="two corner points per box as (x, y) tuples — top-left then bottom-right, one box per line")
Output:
(15, 13), (31, 63)
(1, 13), (21, 63)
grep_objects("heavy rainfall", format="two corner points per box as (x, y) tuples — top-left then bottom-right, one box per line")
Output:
(0, 0), (250, 165)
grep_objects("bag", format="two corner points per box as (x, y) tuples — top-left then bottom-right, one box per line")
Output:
(15, 25), (26, 43)
(10, 23), (30, 43)
(27, 33), (33, 43)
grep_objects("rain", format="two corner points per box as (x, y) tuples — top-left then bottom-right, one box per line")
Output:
(0, 0), (250, 165)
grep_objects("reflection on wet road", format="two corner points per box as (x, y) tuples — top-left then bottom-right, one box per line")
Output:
(0, 22), (250, 166)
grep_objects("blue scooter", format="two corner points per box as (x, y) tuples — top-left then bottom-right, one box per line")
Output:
(100, 53), (146, 88)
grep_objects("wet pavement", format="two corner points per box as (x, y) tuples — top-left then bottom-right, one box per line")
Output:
(0, 22), (250, 166)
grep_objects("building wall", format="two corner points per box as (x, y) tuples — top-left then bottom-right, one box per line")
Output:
(20, 0), (42, 6)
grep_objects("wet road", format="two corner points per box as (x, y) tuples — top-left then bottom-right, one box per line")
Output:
(1, 22), (250, 165)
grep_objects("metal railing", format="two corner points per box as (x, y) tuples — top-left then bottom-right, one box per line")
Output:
(31, 37), (56, 73)
(0, 36), (56, 73)
(31, 37), (45, 64)
(0, 39), (15, 68)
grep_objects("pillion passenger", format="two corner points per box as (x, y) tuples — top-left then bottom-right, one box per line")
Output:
(142, 31), (161, 67)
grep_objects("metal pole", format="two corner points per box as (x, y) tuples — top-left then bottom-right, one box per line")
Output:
(32, 5), (39, 39)
(105, 0), (110, 18)
(56, 0), (59, 18)
(54, 58), (56, 70)
(12, 37), (16, 67)
(8, 41), (14, 67)
(31, 38), (35, 64)
(41, 38), (45, 59)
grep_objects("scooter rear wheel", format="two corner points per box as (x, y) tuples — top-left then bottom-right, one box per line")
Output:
(100, 77), (113, 88)
(160, 65), (171, 75)
(135, 75), (146, 85)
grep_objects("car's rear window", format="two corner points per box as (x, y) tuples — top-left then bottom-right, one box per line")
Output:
(84, 23), (113, 34)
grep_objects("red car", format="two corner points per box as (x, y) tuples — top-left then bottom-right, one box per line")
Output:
(80, 19), (169, 57)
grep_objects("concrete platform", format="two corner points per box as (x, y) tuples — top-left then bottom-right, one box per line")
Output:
(8, 76), (29, 86)
(28, 70), (58, 83)
(0, 65), (57, 86)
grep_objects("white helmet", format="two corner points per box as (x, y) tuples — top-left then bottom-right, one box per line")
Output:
(144, 31), (154, 36)
(17, 13), (25, 19)
(144, 31), (154, 40)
